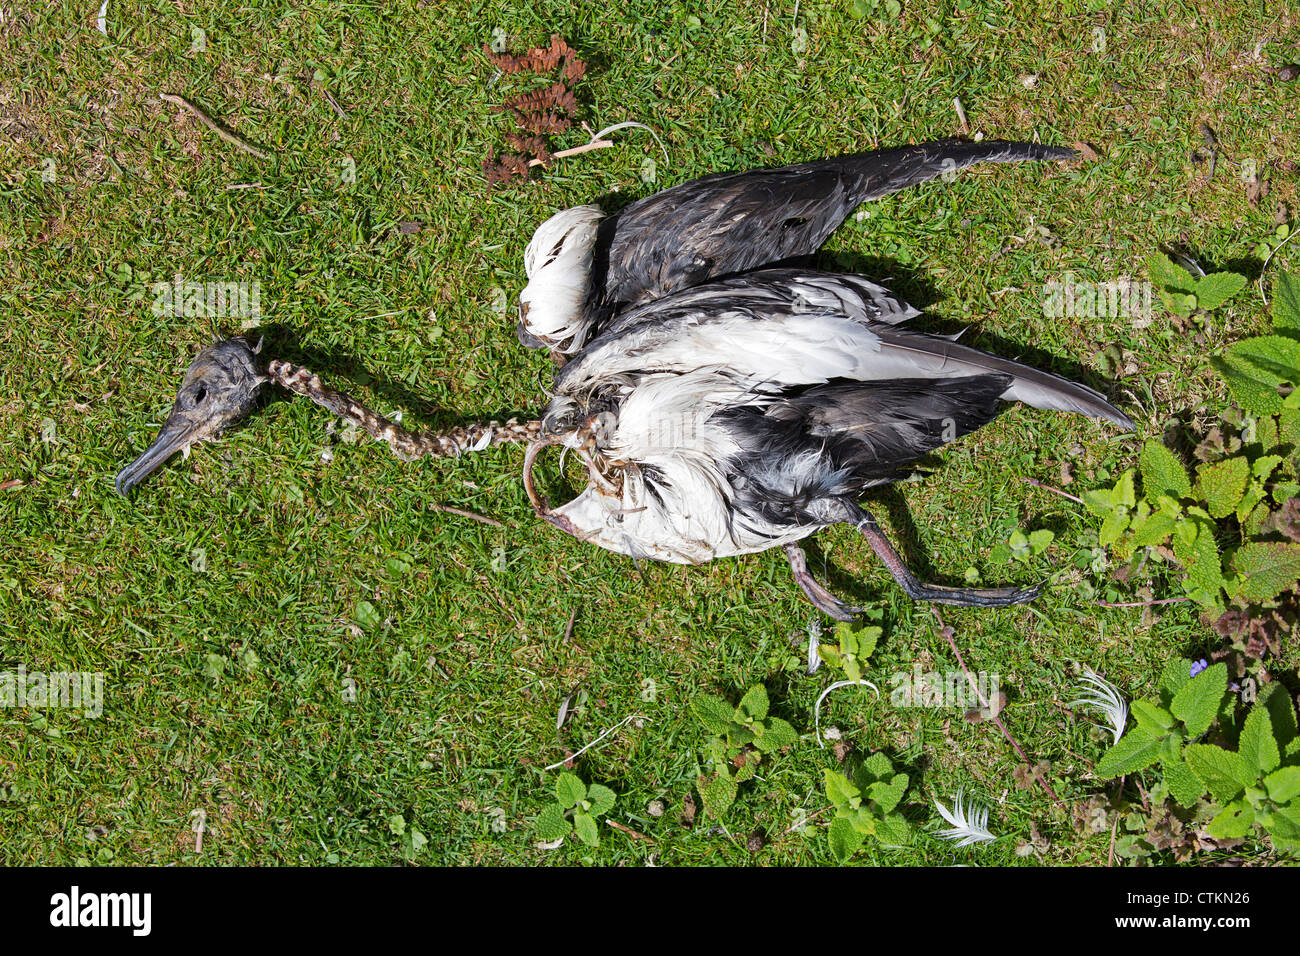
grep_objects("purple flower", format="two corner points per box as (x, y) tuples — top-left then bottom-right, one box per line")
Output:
(1190, 659), (1209, 677)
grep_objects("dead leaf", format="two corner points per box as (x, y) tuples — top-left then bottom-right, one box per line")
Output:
(1073, 141), (1101, 162)
(679, 793), (697, 828)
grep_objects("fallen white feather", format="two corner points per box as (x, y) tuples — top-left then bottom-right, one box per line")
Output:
(806, 618), (822, 675)
(587, 121), (670, 165)
(544, 714), (648, 771)
(814, 679), (878, 747)
(1069, 669), (1128, 744)
(933, 790), (996, 847)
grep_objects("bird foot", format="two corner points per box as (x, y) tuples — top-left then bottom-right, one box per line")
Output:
(784, 543), (861, 622)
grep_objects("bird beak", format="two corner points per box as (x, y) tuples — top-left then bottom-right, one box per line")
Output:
(115, 336), (266, 496)
(114, 408), (215, 497)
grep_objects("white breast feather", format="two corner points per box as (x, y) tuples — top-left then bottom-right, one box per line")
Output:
(551, 370), (817, 563)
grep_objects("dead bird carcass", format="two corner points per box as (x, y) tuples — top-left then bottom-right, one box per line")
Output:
(117, 139), (1131, 619)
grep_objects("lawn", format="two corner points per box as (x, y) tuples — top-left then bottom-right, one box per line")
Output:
(1, 0), (1297, 865)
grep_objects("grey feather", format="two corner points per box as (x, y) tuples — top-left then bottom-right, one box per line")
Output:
(868, 325), (1135, 429)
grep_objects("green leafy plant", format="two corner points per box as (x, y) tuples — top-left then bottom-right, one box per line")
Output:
(1147, 252), (1248, 320)
(1095, 658), (1300, 854)
(1252, 223), (1295, 269)
(387, 813), (429, 861)
(691, 685), (798, 819)
(1084, 269), (1300, 614)
(823, 752), (912, 862)
(989, 527), (1056, 565)
(1214, 270), (1300, 413)
(848, 0), (903, 20)
(534, 772), (618, 847)
(817, 620), (881, 682)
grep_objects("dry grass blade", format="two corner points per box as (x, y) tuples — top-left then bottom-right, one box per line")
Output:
(159, 93), (271, 160)
(428, 503), (504, 528)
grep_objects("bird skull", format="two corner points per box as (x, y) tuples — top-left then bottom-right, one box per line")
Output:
(115, 336), (267, 495)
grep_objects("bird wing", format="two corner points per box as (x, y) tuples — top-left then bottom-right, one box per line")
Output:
(718, 375), (1014, 526)
(556, 269), (914, 393)
(556, 268), (1133, 429)
(595, 139), (1075, 313)
(591, 268), (917, 344)
(864, 323), (1135, 428)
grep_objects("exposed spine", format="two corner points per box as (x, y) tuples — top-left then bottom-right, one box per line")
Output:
(266, 360), (541, 461)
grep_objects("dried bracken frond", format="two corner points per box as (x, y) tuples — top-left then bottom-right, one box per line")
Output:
(563, 57), (587, 84)
(499, 82), (578, 116)
(485, 34), (582, 75)
(504, 134), (553, 167)
(481, 33), (588, 188)
(482, 149), (531, 187)
(505, 108), (573, 137)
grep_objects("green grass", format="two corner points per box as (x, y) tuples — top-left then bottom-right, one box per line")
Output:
(1, 0), (1297, 865)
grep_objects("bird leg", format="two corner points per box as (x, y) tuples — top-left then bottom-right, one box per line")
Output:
(266, 360), (540, 461)
(784, 542), (859, 622)
(850, 506), (1042, 608)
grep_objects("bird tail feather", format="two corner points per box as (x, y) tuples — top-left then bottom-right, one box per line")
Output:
(871, 325), (1135, 429)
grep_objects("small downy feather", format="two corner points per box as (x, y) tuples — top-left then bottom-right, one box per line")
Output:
(1070, 669), (1128, 744)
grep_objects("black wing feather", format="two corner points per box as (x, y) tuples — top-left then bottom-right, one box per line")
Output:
(594, 139), (1075, 314)
(718, 375), (1012, 526)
